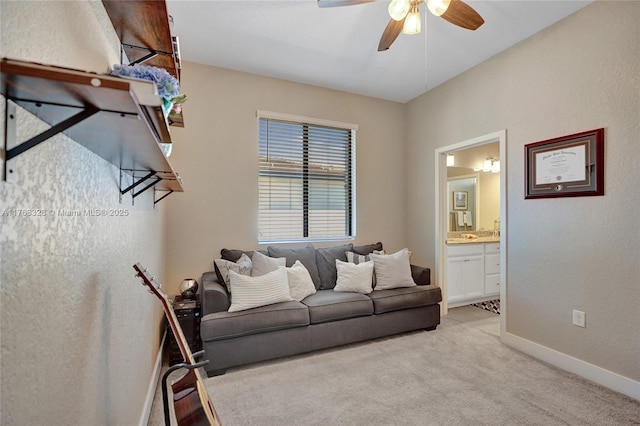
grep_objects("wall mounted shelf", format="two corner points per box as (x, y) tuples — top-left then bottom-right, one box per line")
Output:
(1, 58), (183, 202)
(102, 0), (184, 127)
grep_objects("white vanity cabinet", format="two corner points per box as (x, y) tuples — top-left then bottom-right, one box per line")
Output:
(483, 243), (501, 297)
(446, 244), (485, 304)
(447, 242), (500, 306)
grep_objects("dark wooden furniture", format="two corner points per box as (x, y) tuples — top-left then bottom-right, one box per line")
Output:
(102, 0), (184, 127)
(0, 58), (183, 201)
(168, 296), (202, 366)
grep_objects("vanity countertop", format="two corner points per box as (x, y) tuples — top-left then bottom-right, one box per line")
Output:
(446, 236), (500, 245)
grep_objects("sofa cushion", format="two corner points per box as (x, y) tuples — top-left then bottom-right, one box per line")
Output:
(302, 290), (373, 324)
(368, 285), (442, 314)
(352, 242), (383, 255)
(315, 243), (353, 289)
(201, 301), (309, 341)
(228, 268), (293, 312)
(268, 245), (321, 289)
(370, 248), (416, 290)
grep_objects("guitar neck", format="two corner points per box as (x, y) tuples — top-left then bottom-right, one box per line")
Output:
(165, 299), (195, 365)
(132, 263), (195, 364)
(133, 263), (222, 425)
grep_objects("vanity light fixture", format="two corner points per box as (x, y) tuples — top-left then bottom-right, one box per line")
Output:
(476, 158), (500, 173)
(446, 154), (455, 167)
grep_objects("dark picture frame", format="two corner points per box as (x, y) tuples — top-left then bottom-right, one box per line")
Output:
(525, 128), (604, 199)
(453, 191), (468, 210)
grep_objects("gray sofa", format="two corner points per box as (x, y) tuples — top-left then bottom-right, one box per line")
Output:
(199, 242), (442, 377)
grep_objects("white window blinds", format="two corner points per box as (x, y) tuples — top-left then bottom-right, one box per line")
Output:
(258, 114), (356, 243)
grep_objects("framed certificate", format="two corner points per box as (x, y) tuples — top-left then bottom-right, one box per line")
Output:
(525, 128), (604, 199)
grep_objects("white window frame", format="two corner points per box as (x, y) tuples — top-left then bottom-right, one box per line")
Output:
(257, 110), (358, 244)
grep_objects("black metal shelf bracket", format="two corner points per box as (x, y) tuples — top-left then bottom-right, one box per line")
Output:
(120, 43), (172, 66)
(119, 169), (178, 206)
(2, 99), (100, 182)
(119, 170), (162, 206)
(154, 189), (174, 206)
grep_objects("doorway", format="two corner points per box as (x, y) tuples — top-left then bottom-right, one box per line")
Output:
(434, 130), (507, 337)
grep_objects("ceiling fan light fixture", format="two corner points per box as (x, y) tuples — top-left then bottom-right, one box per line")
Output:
(388, 0), (411, 21)
(426, 0), (451, 17)
(402, 4), (421, 34)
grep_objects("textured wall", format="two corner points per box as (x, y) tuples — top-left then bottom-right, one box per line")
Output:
(1, 1), (166, 424)
(164, 63), (408, 294)
(406, 1), (639, 381)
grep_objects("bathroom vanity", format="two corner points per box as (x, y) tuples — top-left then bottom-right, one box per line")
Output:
(445, 238), (500, 307)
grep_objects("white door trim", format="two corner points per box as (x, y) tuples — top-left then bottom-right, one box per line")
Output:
(434, 130), (507, 337)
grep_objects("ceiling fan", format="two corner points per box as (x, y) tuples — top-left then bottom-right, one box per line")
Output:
(317, 0), (484, 51)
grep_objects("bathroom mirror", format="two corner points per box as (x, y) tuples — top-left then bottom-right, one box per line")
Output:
(447, 175), (477, 231)
(446, 141), (500, 232)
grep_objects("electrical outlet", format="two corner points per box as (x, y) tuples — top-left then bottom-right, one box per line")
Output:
(573, 309), (586, 328)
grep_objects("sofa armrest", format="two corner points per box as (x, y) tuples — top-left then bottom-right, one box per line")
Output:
(200, 271), (230, 315)
(411, 264), (431, 286)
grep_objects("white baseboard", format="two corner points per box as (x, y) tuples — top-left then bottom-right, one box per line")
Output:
(502, 332), (639, 401)
(139, 330), (167, 426)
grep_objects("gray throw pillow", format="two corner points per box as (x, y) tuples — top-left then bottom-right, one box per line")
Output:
(370, 248), (416, 290)
(214, 253), (253, 292)
(221, 248), (269, 262)
(267, 245), (321, 289)
(315, 243), (353, 289)
(252, 251), (286, 276)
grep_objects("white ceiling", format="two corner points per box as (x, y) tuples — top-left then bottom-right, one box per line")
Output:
(166, 0), (592, 103)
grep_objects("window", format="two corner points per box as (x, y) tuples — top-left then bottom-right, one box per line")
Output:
(258, 112), (357, 243)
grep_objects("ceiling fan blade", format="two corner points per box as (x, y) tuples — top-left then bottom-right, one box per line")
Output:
(440, 0), (484, 30)
(378, 18), (406, 51)
(317, 0), (375, 8)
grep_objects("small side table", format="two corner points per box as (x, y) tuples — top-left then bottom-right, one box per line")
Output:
(167, 295), (202, 366)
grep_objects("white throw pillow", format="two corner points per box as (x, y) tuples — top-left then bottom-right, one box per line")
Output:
(251, 251), (286, 277)
(346, 250), (385, 286)
(214, 253), (252, 291)
(369, 248), (416, 290)
(334, 259), (374, 294)
(228, 267), (292, 312)
(287, 260), (317, 301)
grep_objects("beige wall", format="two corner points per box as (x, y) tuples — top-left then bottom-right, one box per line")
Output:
(164, 63), (407, 293)
(0, 1), (166, 424)
(407, 0), (639, 382)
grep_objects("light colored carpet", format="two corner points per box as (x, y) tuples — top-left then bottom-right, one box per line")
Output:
(149, 307), (639, 425)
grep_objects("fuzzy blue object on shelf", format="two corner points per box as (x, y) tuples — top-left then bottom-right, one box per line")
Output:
(111, 64), (180, 102)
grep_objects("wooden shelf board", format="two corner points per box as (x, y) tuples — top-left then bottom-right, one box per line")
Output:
(1, 58), (183, 193)
(102, 0), (179, 79)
